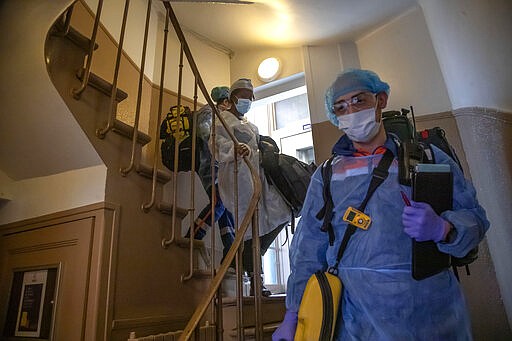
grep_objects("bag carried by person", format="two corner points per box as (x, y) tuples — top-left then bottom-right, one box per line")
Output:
(382, 108), (479, 277)
(295, 271), (342, 341)
(160, 105), (204, 172)
(258, 135), (317, 218)
(297, 150), (394, 340)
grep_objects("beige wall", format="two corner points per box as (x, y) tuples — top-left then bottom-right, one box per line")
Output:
(0, 204), (117, 340)
(357, 5), (451, 116)
(307, 5), (452, 161)
(0, 166), (107, 225)
(83, 0), (231, 103)
(230, 47), (304, 88)
(76, 0), (230, 134)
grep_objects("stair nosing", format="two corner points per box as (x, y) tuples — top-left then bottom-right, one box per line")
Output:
(157, 202), (189, 219)
(76, 69), (128, 102)
(136, 162), (172, 184)
(111, 119), (151, 146)
(53, 23), (99, 52)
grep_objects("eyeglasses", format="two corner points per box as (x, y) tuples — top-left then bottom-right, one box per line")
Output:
(332, 92), (375, 115)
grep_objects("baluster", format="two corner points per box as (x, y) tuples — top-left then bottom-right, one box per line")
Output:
(252, 210), (263, 341)
(120, 0), (152, 176)
(72, 0), (103, 99)
(162, 45), (184, 248)
(142, 5), (169, 212)
(96, 0), (131, 139)
(182, 80), (198, 282)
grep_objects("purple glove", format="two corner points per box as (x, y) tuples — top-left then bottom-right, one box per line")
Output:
(402, 200), (450, 242)
(272, 310), (298, 341)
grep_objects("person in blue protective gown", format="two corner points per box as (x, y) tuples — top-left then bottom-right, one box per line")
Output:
(273, 69), (490, 340)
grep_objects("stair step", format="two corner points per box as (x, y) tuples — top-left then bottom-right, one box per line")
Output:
(222, 295), (285, 339)
(157, 202), (189, 219)
(0, 188), (13, 203)
(228, 321), (281, 339)
(222, 295), (285, 307)
(136, 162), (172, 184)
(76, 68), (128, 102)
(175, 236), (212, 268)
(111, 119), (151, 146)
(53, 22), (98, 52)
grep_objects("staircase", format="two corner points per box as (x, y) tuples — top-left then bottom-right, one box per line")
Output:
(2, 0), (285, 339)
(45, 15), (218, 340)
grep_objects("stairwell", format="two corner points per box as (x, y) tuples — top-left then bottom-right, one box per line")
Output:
(0, 1), (285, 340)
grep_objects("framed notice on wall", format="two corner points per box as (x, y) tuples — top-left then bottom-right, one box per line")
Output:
(3, 267), (58, 340)
(15, 270), (48, 337)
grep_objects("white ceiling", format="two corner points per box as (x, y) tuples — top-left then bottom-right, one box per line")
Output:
(166, 0), (418, 52)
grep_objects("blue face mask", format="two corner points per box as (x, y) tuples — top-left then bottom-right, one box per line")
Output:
(235, 98), (252, 115)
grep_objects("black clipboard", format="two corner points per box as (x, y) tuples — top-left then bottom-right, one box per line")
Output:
(411, 163), (452, 280)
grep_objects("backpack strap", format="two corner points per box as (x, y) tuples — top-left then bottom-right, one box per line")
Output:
(322, 149), (394, 273)
(316, 156), (336, 245)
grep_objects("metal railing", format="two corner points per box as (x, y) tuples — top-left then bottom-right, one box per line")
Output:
(63, 0), (266, 339)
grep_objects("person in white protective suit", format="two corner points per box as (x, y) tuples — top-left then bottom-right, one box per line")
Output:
(273, 69), (490, 340)
(211, 78), (290, 296)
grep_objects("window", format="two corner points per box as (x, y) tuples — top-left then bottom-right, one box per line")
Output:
(246, 75), (314, 294)
(274, 93), (309, 130)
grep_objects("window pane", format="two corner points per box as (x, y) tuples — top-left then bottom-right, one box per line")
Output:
(274, 93), (309, 130)
(297, 146), (315, 164)
(263, 249), (278, 284)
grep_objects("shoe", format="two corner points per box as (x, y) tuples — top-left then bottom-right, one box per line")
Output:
(249, 277), (272, 297)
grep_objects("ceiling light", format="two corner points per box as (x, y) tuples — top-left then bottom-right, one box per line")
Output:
(257, 57), (281, 82)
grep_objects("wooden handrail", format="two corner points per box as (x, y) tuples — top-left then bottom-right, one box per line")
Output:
(161, 2), (263, 340)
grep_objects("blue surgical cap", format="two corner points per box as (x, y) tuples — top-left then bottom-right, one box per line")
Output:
(211, 86), (230, 103)
(324, 69), (390, 126)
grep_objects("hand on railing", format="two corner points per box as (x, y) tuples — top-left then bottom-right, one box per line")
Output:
(236, 143), (251, 157)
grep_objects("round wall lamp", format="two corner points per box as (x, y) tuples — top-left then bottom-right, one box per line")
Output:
(257, 57), (282, 82)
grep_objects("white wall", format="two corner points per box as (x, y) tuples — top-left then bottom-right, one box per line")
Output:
(357, 6), (451, 115)
(302, 6), (450, 126)
(419, 0), (512, 111)
(0, 165), (107, 225)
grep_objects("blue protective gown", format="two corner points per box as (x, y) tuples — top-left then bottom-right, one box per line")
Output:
(286, 135), (489, 340)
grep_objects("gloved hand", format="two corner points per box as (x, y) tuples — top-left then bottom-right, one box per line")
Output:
(272, 310), (298, 341)
(402, 200), (450, 242)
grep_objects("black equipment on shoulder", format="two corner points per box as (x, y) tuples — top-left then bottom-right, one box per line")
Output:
(258, 135), (317, 229)
(160, 105), (204, 172)
(382, 107), (478, 279)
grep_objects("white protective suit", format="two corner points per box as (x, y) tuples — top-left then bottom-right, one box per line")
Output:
(212, 110), (289, 240)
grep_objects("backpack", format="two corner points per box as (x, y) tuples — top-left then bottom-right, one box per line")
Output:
(382, 109), (464, 167)
(159, 105), (204, 172)
(258, 135), (317, 219)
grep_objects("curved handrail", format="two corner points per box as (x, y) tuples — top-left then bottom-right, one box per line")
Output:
(161, 2), (263, 340)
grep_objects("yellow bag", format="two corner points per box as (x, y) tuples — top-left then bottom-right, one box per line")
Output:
(294, 271), (342, 341)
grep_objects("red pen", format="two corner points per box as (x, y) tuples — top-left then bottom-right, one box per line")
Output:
(400, 191), (411, 206)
